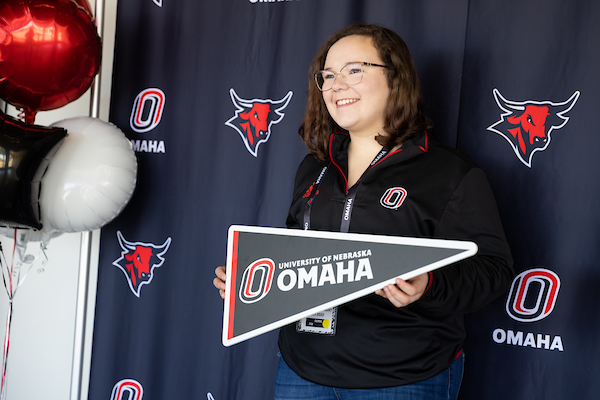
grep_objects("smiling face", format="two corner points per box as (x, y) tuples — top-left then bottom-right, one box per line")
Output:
(322, 35), (390, 139)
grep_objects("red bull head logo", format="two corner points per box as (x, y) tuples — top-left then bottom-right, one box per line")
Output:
(488, 88), (580, 167)
(225, 88), (293, 157)
(113, 231), (172, 297)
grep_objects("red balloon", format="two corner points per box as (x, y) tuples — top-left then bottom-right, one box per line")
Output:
(0, 0), (101, 124)
(73, 0), (94, 18)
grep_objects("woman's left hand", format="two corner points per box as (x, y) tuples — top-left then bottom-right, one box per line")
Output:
(375, 273), (429, 308)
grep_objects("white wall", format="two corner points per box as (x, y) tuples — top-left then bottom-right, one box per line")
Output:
(0, 1), (118, 399)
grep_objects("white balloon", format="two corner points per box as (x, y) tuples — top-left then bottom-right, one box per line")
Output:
(40, 117), (137, 233)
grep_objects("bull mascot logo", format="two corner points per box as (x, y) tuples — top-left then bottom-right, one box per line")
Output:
(225, 88), (293, 157)
(113, 231), (172, 297)
(488, 88), (580, 167)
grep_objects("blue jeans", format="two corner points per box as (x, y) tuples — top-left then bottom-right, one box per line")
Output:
(274, 353), (464, 400)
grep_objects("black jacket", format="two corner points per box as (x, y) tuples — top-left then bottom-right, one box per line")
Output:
(278, 131), (513, 388)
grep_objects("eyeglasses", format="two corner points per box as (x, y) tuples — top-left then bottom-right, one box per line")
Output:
(315, 62), (389, 91)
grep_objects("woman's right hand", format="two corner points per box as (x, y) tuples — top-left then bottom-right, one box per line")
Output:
(213, 266), (227, 299)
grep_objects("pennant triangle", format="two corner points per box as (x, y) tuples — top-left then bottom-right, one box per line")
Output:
(223, 225), (477, 346)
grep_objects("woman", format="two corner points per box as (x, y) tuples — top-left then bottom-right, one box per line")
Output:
(215, 23), (513, 399)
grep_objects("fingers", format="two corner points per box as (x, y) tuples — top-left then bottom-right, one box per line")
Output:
(376, 273), (429, 308)
(214, 266), (227, 299)
(215, 266), (226, 280)
(396, 276), (424, 297)
(381, 283), (411, 308)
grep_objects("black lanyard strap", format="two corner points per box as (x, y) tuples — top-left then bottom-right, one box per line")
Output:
(303, 146), (392, 233)
(339, 146), (391, 233)
(339, 184), (358, 233)
(303, 164), (329, 230)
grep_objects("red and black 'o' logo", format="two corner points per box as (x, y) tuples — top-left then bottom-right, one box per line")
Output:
(130, 88), (165, 133)
(111, 379), (143, 400)
(239, 258), (275, 304)
(380, 187), (407, 210)
(506, 268), (560, 322)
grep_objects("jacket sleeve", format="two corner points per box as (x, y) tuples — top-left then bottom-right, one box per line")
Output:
(420, 167), (514, 313)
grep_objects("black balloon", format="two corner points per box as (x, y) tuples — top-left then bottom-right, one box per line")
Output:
(0, 110), (67, 229)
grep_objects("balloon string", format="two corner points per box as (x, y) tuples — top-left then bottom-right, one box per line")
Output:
(0, 229), (50, 399)
(0, 231), (16, 400)
(0, 250), (10, 301)
(4, 230), (45, 300)
(10, 230), (15, 299)
(11, 249), (45, 298)
(0, 299), (12, 400)
(0, 229), (48, 400)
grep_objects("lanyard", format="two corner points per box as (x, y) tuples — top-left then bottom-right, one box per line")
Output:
(303, 164), (329, 230)
(303, 146), (391, 232)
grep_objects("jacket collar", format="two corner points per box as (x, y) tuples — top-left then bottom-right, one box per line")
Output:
(329, 131), (428, 164)
(327, 131), (429, 188)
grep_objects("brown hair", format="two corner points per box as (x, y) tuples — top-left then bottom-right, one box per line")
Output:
(298, 24), (434, 161)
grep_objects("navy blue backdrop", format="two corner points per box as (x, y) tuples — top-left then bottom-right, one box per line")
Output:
(89, 1), (600, 399)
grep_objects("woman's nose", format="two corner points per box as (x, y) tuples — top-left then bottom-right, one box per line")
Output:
(331, 74), (348, 91)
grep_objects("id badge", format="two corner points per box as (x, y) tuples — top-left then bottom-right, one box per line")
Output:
(296, 307), (337, 335)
